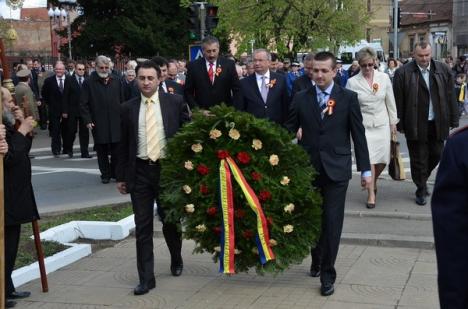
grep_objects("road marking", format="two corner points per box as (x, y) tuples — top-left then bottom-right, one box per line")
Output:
(30, 144), (95, 154)
(32, 165), (101, 175)
(33, 152), (96, 160)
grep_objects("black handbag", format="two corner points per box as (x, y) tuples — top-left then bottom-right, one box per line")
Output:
(389, 133), (406, 181)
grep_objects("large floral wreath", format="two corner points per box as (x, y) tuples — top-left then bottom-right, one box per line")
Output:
(161, 105), (322, 274)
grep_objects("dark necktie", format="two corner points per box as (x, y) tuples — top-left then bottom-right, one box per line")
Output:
(59, 78), (64, 93)
(78, 76), (83, 86)
(319, 91), (328, 110)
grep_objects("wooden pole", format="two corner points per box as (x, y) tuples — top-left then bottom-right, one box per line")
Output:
(1, 48), (5, 309)
(32, 220), (48, 292)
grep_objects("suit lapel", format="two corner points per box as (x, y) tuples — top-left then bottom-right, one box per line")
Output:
(248, 75), (264, 103)
(308, 87), (322, 124)
(158, 92), (170, 137)
(132, 97), (140, 142)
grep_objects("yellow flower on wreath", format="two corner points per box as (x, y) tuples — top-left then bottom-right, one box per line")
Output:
(228, 128), (240, 140)
(209, 129), (222, 140)
(283, 225), (294, 233)
(269, 154), (279, 166)
(280, 176), (290, 185)
(191, 143), (203, 153)
(252, 139), (263, 150)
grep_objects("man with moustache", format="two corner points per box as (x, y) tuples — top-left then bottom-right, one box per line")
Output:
(116, 61), (189, 295)
(235, 49), (289, 125)
(184, 36), (240, 110)
(286, 52), (371, 296)
(62, 62), (92, 158)
(81, 55), (124, 183)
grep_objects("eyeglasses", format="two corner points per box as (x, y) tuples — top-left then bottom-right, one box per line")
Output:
(76, 68), (85, 71)
(98, 66), (109, 70)
(360, 63), (375, 68)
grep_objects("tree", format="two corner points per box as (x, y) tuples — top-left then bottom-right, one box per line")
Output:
(212, 0), (371, 59)
(66, 0), (191, 59)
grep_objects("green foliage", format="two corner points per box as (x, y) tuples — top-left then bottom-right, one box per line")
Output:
(68, 0), (191, 58)
(212, 0), (370, 58)
(160, 105), (322, 274)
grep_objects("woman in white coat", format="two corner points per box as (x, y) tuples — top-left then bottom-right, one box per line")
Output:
(346, 47), (399, 209)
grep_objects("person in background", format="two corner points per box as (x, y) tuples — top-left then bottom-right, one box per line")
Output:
(385, 58), (398, 83)
(454, 73), (467, 117)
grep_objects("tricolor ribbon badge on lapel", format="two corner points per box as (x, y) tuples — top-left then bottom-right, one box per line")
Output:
(322, 99), (336, 117)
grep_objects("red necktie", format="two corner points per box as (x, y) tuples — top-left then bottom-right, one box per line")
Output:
(208, 62), (214, 84)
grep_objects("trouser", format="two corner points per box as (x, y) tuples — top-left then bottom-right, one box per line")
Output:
(48, 114), (62, 155)
(4, 224), (21, 295)
(130, 159), (182, 284)
(38, 104), (48, 129)
(63, 115), (90, 156)
(311, 172), (349, 285)
(406, 121), (444, 197)
(94, 143), (119, 179)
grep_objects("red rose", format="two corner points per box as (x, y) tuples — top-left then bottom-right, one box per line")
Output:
(235, 209), (246, 219)
(236, 151), (251, 165)
(242, 230), (254, 239)
(251, 171), (262, 181)
(258, 190), (272, 202)
(213, 226), (222, 235)
(267, 216), (274, 226)
(217, 150), (230, 159)
(207, 207), (217, 216)
(197, 164), (210, 175)
(200, 184), (209, 195)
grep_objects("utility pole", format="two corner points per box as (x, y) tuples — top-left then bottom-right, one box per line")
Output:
(393, 0), (399, 59)
(199, 2), (206, 40)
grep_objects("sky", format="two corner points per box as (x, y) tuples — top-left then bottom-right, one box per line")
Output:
(0, 0), (47, 19)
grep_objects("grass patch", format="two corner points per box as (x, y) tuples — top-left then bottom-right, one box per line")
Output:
(15, 202), (133, 270)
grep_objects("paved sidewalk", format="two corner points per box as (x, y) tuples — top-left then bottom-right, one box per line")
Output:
(15, 237), (439, 309)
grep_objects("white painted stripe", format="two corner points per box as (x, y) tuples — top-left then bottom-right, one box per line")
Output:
(32, 166), (101, 175)
(30, 144), (95, 154)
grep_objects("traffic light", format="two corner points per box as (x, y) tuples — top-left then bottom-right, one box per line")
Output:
(188, 3), (200, 40)
(205, 4), (219, 34)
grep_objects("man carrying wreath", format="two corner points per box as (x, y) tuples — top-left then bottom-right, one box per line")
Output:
(286, 52), (371, 296)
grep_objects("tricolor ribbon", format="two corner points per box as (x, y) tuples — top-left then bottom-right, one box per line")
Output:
(218, 156), (275, 274)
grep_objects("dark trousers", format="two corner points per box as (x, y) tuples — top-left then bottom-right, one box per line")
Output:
(94, 143), (119, 179)
(63, 115), (90, 156)
(48, 114), (62, 155)
(311, 172), (349, 285)
(4, 224), (21, 295)
(38, 104), (48, 129)
(406, 121), (444, 197)
(130, 159), (182, 284)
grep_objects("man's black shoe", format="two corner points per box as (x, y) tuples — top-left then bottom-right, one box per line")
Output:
(415, 195), (427, 206)
(6, 300), (16, 308)
(7, 291), (31, 299)
(67, 152), (73, 158)
(171, 263), (183, 276)
(101, 178), (110, 184)
(309, 265), (321, 277)
(81, 154), (93, 158)
(53, 153), (60, 158)
(133, 281), (155, 295)
(320, 283), (334, 296)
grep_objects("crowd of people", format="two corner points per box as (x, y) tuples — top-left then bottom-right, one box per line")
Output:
(1, 35), (466, 308)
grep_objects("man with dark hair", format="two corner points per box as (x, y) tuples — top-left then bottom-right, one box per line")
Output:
(62, 62), (91, 158)
(286, 51), (371, 296)
(292, 53), (315, 98)
(236, 49), (289, 125)
(184, 36), (240, 110)
(393, 41), (459, 205)
(117, 61), (189, 295)
(81, 55), (124, 183)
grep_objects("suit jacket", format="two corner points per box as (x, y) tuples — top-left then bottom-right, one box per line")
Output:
(42, 75), (67, 117)
(286, 84), (370, 182)
(236, 72), (290, 125)
(15, 82), (39, 119)
(116, 92), (190, 192)
(291, 74), (314, 99)
(62, 74), (85, 118)
(431, 126), (468, 309)
(346, 70), (398, 128)
(184, 57), (240, 109)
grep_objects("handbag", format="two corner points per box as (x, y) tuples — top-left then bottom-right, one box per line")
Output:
(389, 132), (406, 181)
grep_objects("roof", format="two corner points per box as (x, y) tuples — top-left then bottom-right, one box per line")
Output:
(400, 0), (452, 26)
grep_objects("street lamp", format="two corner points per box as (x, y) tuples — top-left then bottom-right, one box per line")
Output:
(48, 0), (77, 60)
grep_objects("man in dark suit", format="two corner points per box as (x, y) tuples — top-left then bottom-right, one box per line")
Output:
(291, 53), (315, 98)
(236, 49), (289, 125)
(431, 125), (468, 309)
(116, 61), (190, 295)
(184, 36), (240, 110)
(286, 52), (371, 296)
(393, 41), (459, 205)
(81, 55), (124, 184)
(41, 61), (67, 157)
(62, 62), (91, 158)
(151, 56), (184, 96)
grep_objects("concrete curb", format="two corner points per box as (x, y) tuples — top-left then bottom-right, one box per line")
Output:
(341, 232), (434, 249)
(345, 210), (432, 221)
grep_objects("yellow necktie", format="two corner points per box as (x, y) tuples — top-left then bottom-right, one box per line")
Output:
(459, 83), (466, 102)
(145, 99), (159, 161)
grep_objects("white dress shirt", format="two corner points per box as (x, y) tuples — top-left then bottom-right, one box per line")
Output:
(417, 63), (434, 121)
(205, 59), (217, 82)
(255, 70), (270, 92)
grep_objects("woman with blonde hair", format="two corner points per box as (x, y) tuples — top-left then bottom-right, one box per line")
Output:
(346, 47), (399, 208)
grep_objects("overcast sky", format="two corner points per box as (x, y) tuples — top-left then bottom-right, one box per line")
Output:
(0, 0), (47, 19)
